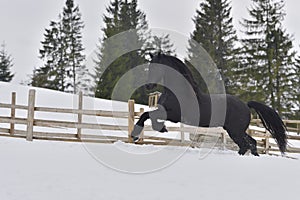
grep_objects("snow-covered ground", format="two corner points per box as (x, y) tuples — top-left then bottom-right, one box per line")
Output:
(0, 82), (300, 200)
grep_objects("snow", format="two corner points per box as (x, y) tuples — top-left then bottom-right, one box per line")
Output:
(0, 82), (300, 200)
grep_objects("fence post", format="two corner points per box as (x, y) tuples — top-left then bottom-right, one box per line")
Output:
(10, 92), (16, 135)
(128, 100), (135, 142)
(148, 96), (151, 108)
(77, 91), (83, 140)
(154, 95), (158, 108)
(180, 123), (184, 143)
(26, 89), (36, 141)
(221, 131), (226, 147)
(264, 136), (270, 154)
(139, 108), (144, 142)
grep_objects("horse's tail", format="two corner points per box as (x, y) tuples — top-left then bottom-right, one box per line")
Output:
(247, 101), (287, 154)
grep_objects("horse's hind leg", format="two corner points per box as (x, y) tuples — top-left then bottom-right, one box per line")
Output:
(244, 134), (259, 156)
(227, 130), (259, 156)
(227, 130), (250, 155)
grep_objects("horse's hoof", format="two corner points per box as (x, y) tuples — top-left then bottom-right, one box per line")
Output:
(159, 126), (168, 133)
(152, 122), (168, 132)
(238, 148), (247, 155)
(131, 136), (140, 143)
(251, 151), (260, 156)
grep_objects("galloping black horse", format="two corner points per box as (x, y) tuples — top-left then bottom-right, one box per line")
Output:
(131, 53), (287, 156)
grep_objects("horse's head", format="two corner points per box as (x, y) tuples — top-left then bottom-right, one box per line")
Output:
(146, 52), (166, 90)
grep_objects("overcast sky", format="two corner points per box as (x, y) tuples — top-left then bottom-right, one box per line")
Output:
(0, 0), (299, 84)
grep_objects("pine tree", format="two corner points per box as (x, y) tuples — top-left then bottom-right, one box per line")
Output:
(62, 0), (86, 93)
(31, 0), (86, 93)
(187, 0), (239, 94)
(150, 34), (176, 56)
(94, 0), (150, 103)
(0, 42), (14, 82)
(240, 0), (297, 116)
(32, 19), (67, 91)
(292, 55), (300, 119)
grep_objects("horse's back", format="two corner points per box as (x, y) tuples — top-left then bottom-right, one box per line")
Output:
(200, 94), (250, 131)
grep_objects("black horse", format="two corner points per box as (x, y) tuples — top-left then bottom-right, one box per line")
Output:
(131, 53), (287, 156)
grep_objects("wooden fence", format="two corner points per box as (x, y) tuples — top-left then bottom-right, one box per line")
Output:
(0, 89), (300, 156)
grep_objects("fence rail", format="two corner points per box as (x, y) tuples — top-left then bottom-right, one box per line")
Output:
(0, 89), (300, 156)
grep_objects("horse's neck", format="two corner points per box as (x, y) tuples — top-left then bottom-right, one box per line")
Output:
(195, 87), (206, 100)
(163, 77), (205, 105)
(169, 60), (206, 100)
(162, 57), (208, 104)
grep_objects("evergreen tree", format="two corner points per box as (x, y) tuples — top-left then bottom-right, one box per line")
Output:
(94, 0), (150, 103)
(240, 0), (297, 116)
(187, 0), (239, 94)
(31, 67), (51, 89)
(292, 55), (300, 119)
(31, 0), (86, 93)
(0, 42), (14, 82)
(62, 0), (86, 93)
(33, 20), (67, 91)
(150, 34), (176, 56)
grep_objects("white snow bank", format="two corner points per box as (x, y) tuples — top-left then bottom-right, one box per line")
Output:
(0, 82), (300, 200)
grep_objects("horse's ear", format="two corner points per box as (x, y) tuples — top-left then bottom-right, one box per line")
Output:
(158, 51), (161, 57)
(149, 53), (154, 59)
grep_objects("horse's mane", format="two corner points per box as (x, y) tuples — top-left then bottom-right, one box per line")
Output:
(162, 54), (201, 97)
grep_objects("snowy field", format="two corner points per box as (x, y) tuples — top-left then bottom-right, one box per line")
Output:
(0, 82), (300, 200)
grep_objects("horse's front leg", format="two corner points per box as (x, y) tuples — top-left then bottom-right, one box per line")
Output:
(149, 106), (168, 133)
(131, 106), (168, 142)
(131, 112), (149, 142)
